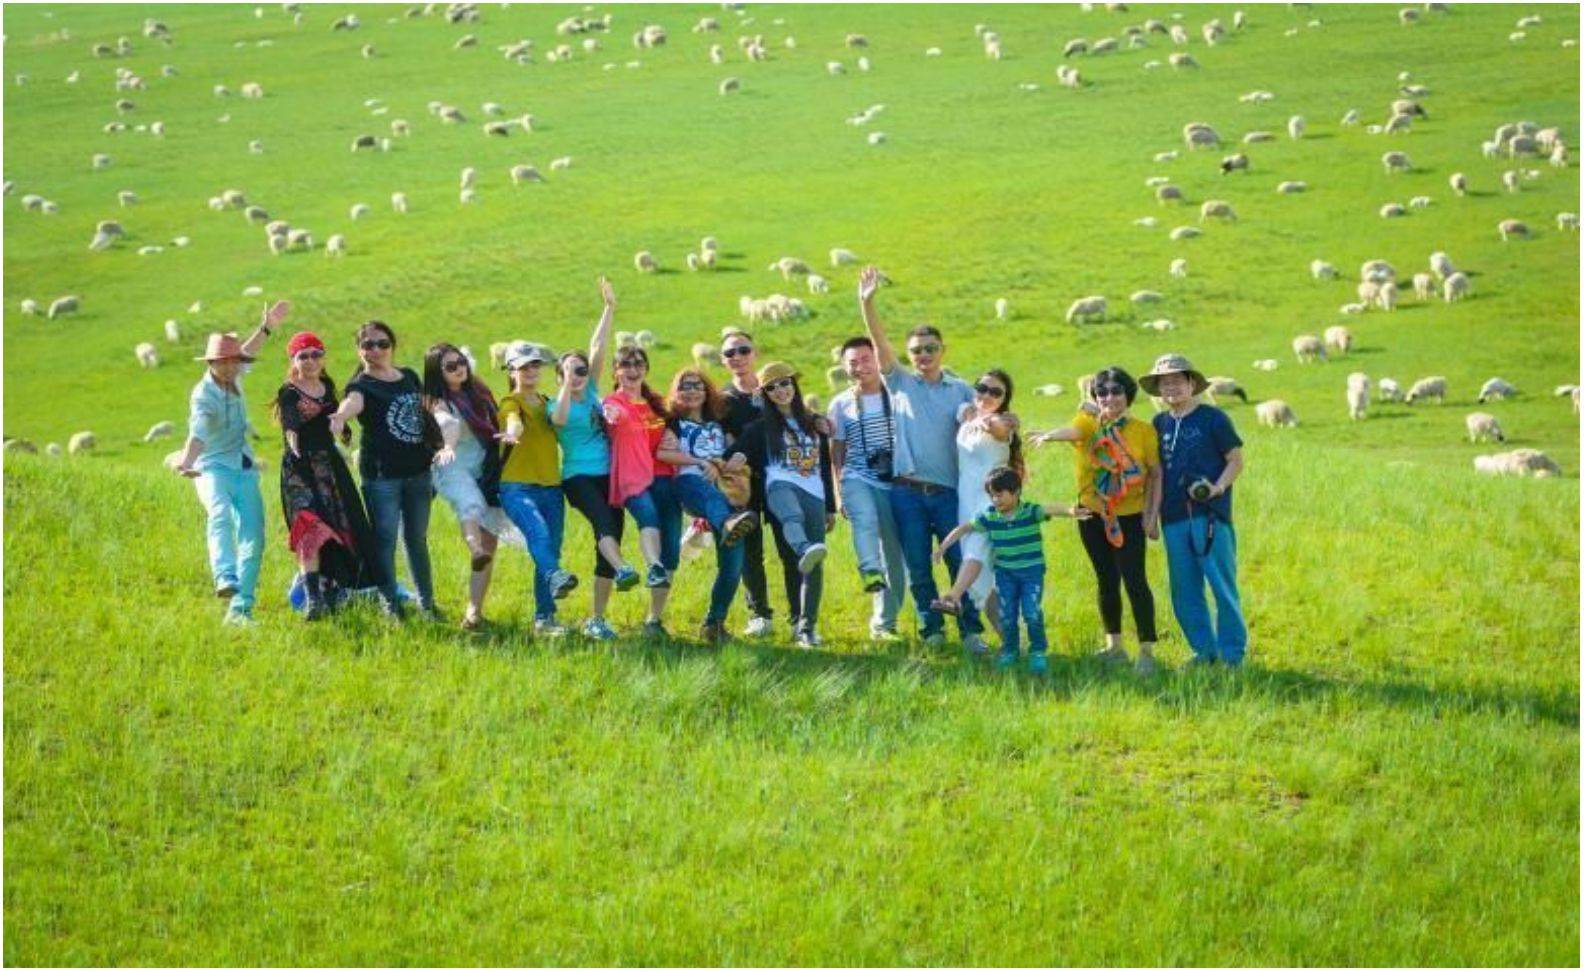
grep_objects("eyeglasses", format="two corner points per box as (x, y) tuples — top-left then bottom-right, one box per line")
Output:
(442, 359), (468, 373)
(294, 349), (325, 361)
(678, 381), (705, 392)
(907, 343), (942, 356)
(1095, 383), (1127, 398)
(764, 378), (795, 393)
(722, 345), (754, 358)
(973, 382), (1005, 399)
(359, 338), (392, 351)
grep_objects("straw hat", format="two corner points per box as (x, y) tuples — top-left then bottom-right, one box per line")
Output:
(1137, 352), (1208, 396)
(756, 361), (800, 386)
(194, 332), (254, 363)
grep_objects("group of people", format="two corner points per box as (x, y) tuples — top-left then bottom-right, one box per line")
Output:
(173, 270), (1249, 671)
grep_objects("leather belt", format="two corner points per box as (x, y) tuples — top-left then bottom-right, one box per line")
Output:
(894, 477), (949, 495)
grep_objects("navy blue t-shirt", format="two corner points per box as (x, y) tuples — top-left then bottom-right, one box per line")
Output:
(1153, 404), (1243, 524)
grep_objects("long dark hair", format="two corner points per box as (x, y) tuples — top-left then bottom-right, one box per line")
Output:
(766, 375), (818, 443)
(348, 320), (397, 384)
(665, 367), (725, 429)
(611, 346), (668, 420)
(981, 368), (1025, 483)
(422, 342), (498, 421)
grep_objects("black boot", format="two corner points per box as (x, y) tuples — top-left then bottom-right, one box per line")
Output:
(302, 571), (326, 621)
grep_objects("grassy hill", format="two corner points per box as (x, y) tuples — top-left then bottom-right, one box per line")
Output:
(4, 3), (1579, 964)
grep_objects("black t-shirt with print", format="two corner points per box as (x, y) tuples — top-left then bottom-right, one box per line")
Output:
(349, 367), (435, 480)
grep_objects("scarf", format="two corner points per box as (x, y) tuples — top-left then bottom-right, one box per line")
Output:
(1087, 416), (1145, 548)
(445, 386), (498, 448)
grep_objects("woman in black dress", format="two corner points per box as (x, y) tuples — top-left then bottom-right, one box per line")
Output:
(273, 331), (379, 619)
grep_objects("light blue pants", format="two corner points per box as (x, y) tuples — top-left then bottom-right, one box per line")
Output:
(196, 465), (266, 614)
(498, 482), (566, 622)
(1162, 515), (1247, 665)
(838, 476), (906, 634)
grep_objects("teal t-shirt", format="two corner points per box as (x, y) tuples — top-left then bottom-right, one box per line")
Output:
(555, 383), (610, 478)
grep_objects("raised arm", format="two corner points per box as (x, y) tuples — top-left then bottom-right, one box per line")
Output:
(239, 300), (291, 360)
(587, 276), (616, 379)
(857, 266), (898, 374)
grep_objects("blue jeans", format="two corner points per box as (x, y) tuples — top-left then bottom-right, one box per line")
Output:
(839, 476), (906, 634)
(674, 474), (744, 623)
(994, 566), (1048, 656)
(364, 473), (435, 609)
(499, 482), (566, 621)
(891, 481), (984, 639)
(1162, 515), (1247, 665)
(623, 476), (683, 571)
(196, 465), (265, 614)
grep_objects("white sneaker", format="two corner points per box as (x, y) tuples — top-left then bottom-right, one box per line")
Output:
(1094, 646), (1131, 665)
(962, 633), (990, 656)
(797, 543), (827, 574)
(534, 618), (569, 638)
(743, 615), (774, 638)
(795, 630), (823, 649)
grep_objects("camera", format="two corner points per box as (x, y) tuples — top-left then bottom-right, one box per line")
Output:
(868, 448), (894, 482)
(1187, 477), (1216, 502)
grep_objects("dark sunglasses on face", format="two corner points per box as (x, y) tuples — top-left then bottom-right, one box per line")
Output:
(722, 345), (753, 358)
(973, 382), (1006, 399)
(908, 343), (942, 356)
(294, 349), (325, 361)
(1095, 383), (1127, 398)
(443, 359), (468, 373)
(360, 338), (392, 351)
(617, 359), (645, 371)
(678, 381), (705, 392)
(765, 378), (796, 393)
(570, 365), (590, 377)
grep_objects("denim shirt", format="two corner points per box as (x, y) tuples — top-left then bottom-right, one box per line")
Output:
(188, 370), (255, 472)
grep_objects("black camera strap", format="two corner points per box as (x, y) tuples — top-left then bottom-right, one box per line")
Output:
(852, 380), (894, 470)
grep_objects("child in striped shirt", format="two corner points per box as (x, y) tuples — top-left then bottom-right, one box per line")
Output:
(934, 465), (1091, 674)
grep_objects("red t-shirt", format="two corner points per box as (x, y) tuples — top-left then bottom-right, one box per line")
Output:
(603, 393), (673, 506)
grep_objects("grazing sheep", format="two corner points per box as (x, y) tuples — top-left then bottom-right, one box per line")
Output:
(1558, 212), (1580, 231)
(1155, 184), (1183, 204)
(1380, 202), (1407, 219)
(1170, 225), (1202, 241)
(634, 250), (656, 273)
(830, 247), (858, 267)
(1204, 377), (1247, 404)
(550, 157), (572, 171)
(144, 420), (175, 443)
(1199, 199), (1237, 222)
(1130, 290), (1164, 305)
(91, 153), (112, 171)
(1497, 219), (1530, 241)
(1502, 169), (1520, 193)
(1311, 259), (1338, 280)
(1340, 303), (1367, 315)
(1404, 376), (1447, 404)
(135, 342), (159, 368)
(808, 274), (830, 295)
(1550, 143), (1568, 167)
(1384, 113), (1413, 135)
(1252, 359), (1279, 372)
(47, 295), (80, 319)
(1182, 122), (1219, 149)
(1169, 52), (1199, 68)
(1449, 172), (1468, 196)
(1276, 181), (1307, 194)
(1242, 131), (1275, 145)
(1141, 319), (1176, 332)
(719, 77), (740, 95)
(240, 81), (263, 99)
(137, 245), (164, 256)
(1378, 378), (1403, 402)
(1341, 108), (1360, 126)
(1376, 281), (1398, 311)
(1382, 151), (1411, 173)
(1443, 271), (1471, 302)
(349, 203), (371, 221)
(350, 134), (377, 152)
(1169, 258), (1188, 278)
(1466, 412), (1507, 443)
(1256, 400), (1298, 428)
(325, 234), (345, 256)
(267, 233), (290, 256)
(1065, 296), (1107, 324)
(164, 319), (181, 342)
(1427, 252), (1454, 281)
(1474, 449), (1561, 478)
(1220, 153), (1249, 174)
(68, 431), (96, 455)
(1478, 378), (1518, 402)
(1346, 372), (1370, 420)
(509, 164), (544, 184)
(686, 253), (700, 272)
(459, 187), (478, 205)
(1292, 334), (1326, 362)
(1324, 325), (1354, 355)
(1412, 272), (1434, 299)
(1357, 280), (1381, 306)
(699, 248), (717, 270)
(868, 132), (887, 146)
(391, 191), (408, 214)
(770, 256), (811, 279)
(1287, 115), (1306, 140)
(1409, 195), (1432, 208)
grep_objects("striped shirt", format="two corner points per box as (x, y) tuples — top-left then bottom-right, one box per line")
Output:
(828, 388), (894, 486)
(972, 501), (1049, 572)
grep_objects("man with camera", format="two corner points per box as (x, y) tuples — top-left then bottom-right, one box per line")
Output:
(828, 336), (908, 643)
(1140, 354), (1248, 667)
(857, 267), (989, 653)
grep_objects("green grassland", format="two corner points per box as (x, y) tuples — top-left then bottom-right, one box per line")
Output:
(4, 3), (1580, 965)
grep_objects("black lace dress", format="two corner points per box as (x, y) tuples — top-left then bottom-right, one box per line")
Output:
(277, 382), (380, 591)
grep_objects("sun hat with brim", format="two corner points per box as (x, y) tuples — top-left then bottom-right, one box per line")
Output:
(195, 332), (254, 363)
(1138, 352), (1208, 396)
(756, 361), (799, 386)
(504, 341), (554, 370)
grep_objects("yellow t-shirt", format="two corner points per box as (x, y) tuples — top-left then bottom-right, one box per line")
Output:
(1069, 410), (1159, 516)
(498, 391), (561, 486)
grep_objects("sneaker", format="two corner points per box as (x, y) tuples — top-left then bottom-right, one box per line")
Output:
(962, 633), (990, 657)
(698, 620), (727, 645)
(929, 597), (961, 616)
(797, 543), (827, 575)
(613, 565), (640, 591)
(549, 569), (579, 600)
(743, 615), (774, 638)
(795, 630), (823, 649)
(1134, 653), (1159, 678)
(222, 609), (255, 627)
(645, 563), (671, 589)
(861, 570), (888, 593)
(995, 647), (1019, 669)
(641, 619), (668, 639)
(723, 510), (758, 546)
(921, 631), (948, 650)
(381, 598), (408, 621)
(1028, 652), (1049, 676)
(215, 582), (238, 600)
(1094, 645), (1131, 666)
(581, 617), (617, 641)
(534, 618), (569, 638)
(870, 626), (904, 645)
(419, 604), (444, 623)
(460, 612), (485, 632)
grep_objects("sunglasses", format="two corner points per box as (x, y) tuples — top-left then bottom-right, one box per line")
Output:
(616, 359), (646, 370)
(907, 343), (942, 356)
(973, 382), (1005, 399)
(359, 338), (392, 351)
(1095, 383), (1127, 398)
(294, 349), (325, 361)
(764, 378), (796, 393)
(514, 360), (543, 369)
(442, 359), (469, 373)
(678, 381), (705, 392)
(569, 365), (590, 378)
(722, 345), (754, 358)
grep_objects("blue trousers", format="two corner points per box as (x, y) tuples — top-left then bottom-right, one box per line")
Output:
(890, 482), (984, 639)
(499, 482), (566, 622)
(196, 465), (265, 614)
(674, 473), (745, 624)
(1162, 515), (1247, 665)
(364, 473), (435, 610)
(623, 475), (683, 571)
(994, 566), (1048, 656)
(838, 476), (907, 634)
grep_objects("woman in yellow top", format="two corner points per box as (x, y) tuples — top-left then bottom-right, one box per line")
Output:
(1031, 366), (1162, 675)
(496, 342), (579, 637)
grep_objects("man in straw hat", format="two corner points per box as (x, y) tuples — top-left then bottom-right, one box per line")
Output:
(1138, 353), (1247, 667)
(172, 300), (292, 625)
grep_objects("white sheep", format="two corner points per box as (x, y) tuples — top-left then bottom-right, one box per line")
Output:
(1497, 219), (1530, 241)
(1287, 115), (1305, 140)
(144, 420), (175, 443)
(509, 164), (544, 184)
(1408, 196), (1432, 209)
(829, 247), (857, 267)
(1346, 372), (1370, 420)
(770, 256), (810, 279)
(1155, 184), (1183, 204)
(1376, 281), (1398, 311)
(1381, 151), (1411, 173)
(1474, 450), (1562, 478)
(699, 248), (717, 270)
(1428, 252), (1455, 281)
(1380, 202), (1407, 219)
(48, 295), (80, 319)
(686, 253), (700, 272)
(1358, 280), (1381, 306)
(1478, 378), (1518, 402)
(1377, 378), (1402, 402)
(1141, 319), (1176, 332)
(719, 77), (740, 95)
(1404, 376), (1447, 404)
(1443, 271), (1470, 302)
(1169, 258), (1188, 278)
(164, 319), (181, 342)
(1292, 334), (1326, 363)
(1203, 377), (1247, 405)
(1557, 212), (1580, 231)
(1276, 181), (1307, 194)
(550, 157), (572, 171)
(808, 274), (829, 295)
(868, 132), (887, 146)
(1199, 199), (1236, 222)
(1256, 400), (1298, 428)
(1341, 108), (1360, 126)
(1449, 172), (1468, 196)
(1502, 169), (1520, 193)
(634, 250), (657, 273)
(1412, 272), (1434, 300)
(1252, 359), (1279, 372)
(1550, 143), (1568, 167)
(135, 341), (159, 368)
(1170, 226), (1202, 240)
(68, 431), (96, 455)
(1465, 412), (1506, 443)
(19, 298), (38, 316)
(325, 234), (345, 256)
(1324, 325), (1354, 355)
(1311, 259), (1338, 281)
(459, 188), (477, 205)
(391, 192), (408, 214)
(349, 203), (370, 220)
(118, 189), (139, 207)
(1065, 296), (1107, 324)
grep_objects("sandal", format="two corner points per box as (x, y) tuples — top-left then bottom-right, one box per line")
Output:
(460, 613), (485, 632)
(929, 597), (962, 616)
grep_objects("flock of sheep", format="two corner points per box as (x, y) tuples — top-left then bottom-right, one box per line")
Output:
(2, 3), (1578, 482)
